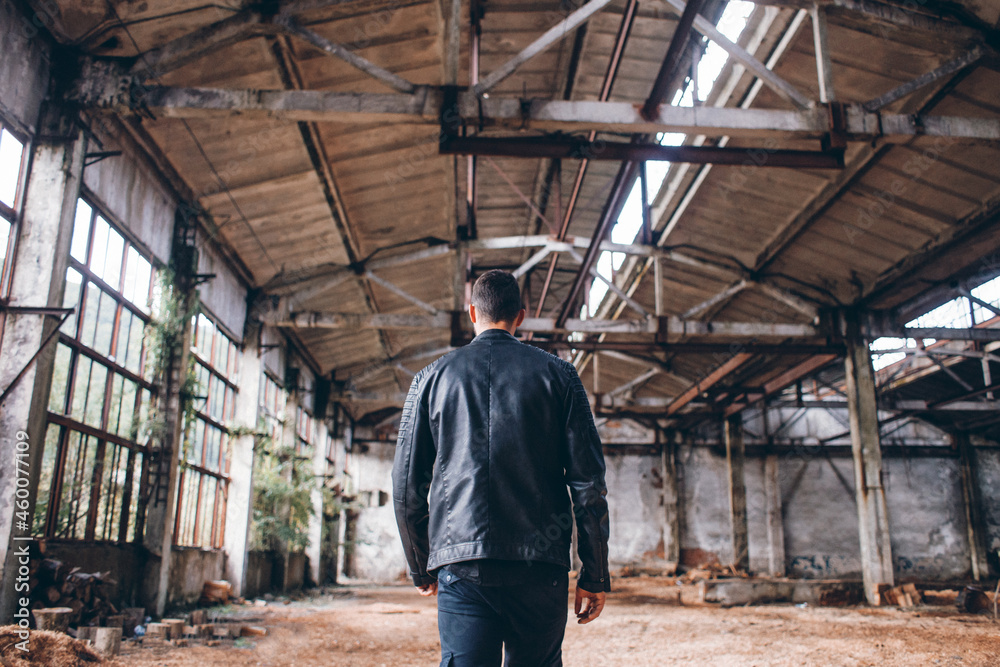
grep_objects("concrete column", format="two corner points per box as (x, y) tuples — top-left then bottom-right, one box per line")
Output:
(223, 323), (262, 596)
(957, 433), (989, 580)
(725, 414), (749, 572)
(147, 291), (195, 617)
(843, 317), (893, 604)
(0, 106), (86, 622)
(306, 420), (328, 586)
(763, 454), (786, 576)
(279, 386), (299, 590)
(660, 434), (680, 573)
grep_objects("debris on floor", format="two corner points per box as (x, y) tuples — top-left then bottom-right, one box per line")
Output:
(0, 625), (104, 666)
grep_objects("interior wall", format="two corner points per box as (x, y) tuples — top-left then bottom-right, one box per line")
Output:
(167, 547), (226, 607)
(0, 0), (49, 133)
(347, 443), (407, 582)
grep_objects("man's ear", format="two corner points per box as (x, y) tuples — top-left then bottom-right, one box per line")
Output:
(469, 303), (478, 324)
(514, 308), (526, 328)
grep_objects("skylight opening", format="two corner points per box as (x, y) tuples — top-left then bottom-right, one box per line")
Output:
(870, 277), (1000, 370)
(585, 1), (756, 317)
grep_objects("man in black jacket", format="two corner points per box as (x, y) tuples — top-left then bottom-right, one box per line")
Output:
(393, 269), (610, 666)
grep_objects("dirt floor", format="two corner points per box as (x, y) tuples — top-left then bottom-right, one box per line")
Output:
(111, 578), (1000, 666)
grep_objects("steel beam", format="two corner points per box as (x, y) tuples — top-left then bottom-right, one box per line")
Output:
(810, 3), (835, 103)
(130, 11), (273, 80)
(263, 310), (823, 338)
(863, 47), (983, 111)
(682, 280), (750, 319)
(667, 353), (754, 415)
(440, 136), (845, 168)
(642, 0), (708, 120)
(275, 16), (418, 93)
(474, 0), (615, 94)
(87, 85), (1000, 142)
(660, 0), (814, 109)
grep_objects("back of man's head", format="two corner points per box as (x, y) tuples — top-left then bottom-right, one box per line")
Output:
(471, 270), (522, 324)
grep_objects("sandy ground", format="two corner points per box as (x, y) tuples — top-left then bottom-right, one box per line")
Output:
(112, 578), (1000, 666)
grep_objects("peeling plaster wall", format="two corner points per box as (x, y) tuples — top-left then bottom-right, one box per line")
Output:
(198, 240), (247, 341)
(781, 456), (862, 578)
(678, 445), (734, 566)
(348, 443), (407, 582)
(885, 457), (971, 580)
(605, 453), (664, 566)
(974, 447), (1000, 560)
(82, 125), (175, 264)
(0, 0), (49, 133)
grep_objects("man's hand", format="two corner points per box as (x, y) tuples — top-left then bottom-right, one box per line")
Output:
(417, 582), (438, 597)
(574, 586), (606, 624)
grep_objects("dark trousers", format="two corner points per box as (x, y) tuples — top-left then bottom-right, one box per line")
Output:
(436, 568), (568, 666)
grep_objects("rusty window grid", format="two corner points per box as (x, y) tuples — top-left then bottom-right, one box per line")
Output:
(259, 371), (286, 443)
(174, 312), (239, 550)
(38, 196), (156, 544)
(0, 122), (29, 343)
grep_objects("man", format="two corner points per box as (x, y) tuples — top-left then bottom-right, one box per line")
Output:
(393, 269), (610, 666)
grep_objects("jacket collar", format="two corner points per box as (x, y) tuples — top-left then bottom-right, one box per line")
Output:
(471, 328), (518, 345)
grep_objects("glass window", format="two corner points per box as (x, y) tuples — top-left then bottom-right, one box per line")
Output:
(38, 197), (156, 543)
(0, 124), (27, 338)
(175, 311), (240, 549)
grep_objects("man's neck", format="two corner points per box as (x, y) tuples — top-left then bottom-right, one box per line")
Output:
(474, 323), (516, 336)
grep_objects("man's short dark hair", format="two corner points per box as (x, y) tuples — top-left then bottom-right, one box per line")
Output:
(471, 270), (522, 324)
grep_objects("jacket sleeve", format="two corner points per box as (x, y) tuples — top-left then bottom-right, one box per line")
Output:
(563, 364), (611, 592)
(392, 371), (437, 586)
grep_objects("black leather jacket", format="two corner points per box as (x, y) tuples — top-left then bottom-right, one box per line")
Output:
(392, 329), (611, 592)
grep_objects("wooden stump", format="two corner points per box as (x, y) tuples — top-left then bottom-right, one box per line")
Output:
(145, 622), (170, 640)
(105, 614), (124, 630)
(32, 607), (72, 633)
(162, 619), (185, 640)
(189, 609), (207, 626)
(76, 627), (98, 642)
(94, 627), (122, 657)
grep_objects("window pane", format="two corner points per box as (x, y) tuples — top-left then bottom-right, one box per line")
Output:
(103, 226), (124, 289)
(93, 290), (117, 358)
(48, 343), (73, 413)
(62, 268), (84, 335)
(126, 452), (143, 541)
(134, 253), (152, 313)
(58, 431), (96, 539)
(114, 309), (131, 363)
(70, 356), (93, 422)
(0, 218), (10, 284)
(126, 316), (145, 376)
(90, 216), (109, 278)
(107, 374), (125, 434)
(34, 424), (62, 536)
(0, 128), (24, 208)
(79, 281), (101, 345)
(70, 200), (92, 263)
(82, 363), (108, 428)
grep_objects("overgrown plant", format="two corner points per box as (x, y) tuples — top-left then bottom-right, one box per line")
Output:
(137, 269), (199, 451)
(247, 424), (316, 553)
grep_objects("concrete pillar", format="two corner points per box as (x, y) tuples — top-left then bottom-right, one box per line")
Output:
(660, 433), (680, 573)
(223, 323), (262, 596)
(147, 291), (195, 617)
(725, 414), (749, 572)
(843, 317), (893, 604)
(0, 106), (86, 622)
(279, 385), (299, 590)
(763, 454), (786, 576)
(306, 420), (328, 586)
(957, 433), (989, 581)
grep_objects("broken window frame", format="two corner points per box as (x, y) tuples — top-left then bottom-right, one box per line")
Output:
(38, 195), (156, 543)
(173, 311), (239, 550)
